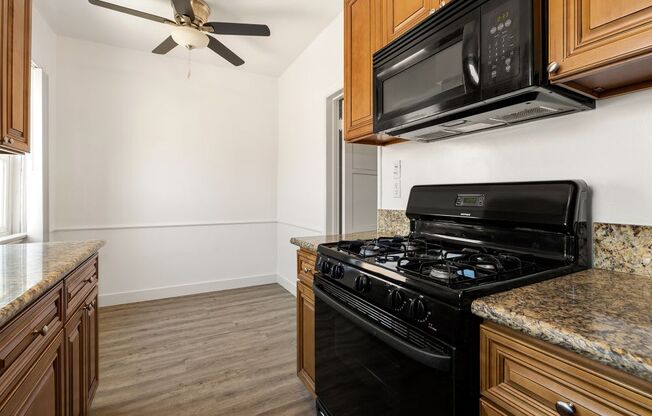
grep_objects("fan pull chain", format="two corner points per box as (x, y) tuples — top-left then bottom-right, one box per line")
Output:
(187, 48), (192, 79)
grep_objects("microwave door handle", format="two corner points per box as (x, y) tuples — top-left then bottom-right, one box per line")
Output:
(462, 20), (480, 90)
(314, 285), (452, 372)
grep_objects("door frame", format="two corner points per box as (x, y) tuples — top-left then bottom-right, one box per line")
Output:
(325, 90), (344, 236)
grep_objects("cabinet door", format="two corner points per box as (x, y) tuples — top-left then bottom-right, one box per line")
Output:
(384, 0), (438, 43)
(344, 0), (379, 142)
(296, 281), (315, 396)
(0, 0), (31, 154)
(84, 290), (98, 410)
(0, 332), (65, 416)
(549, 0), (652, 96)
(64, 308), (85, 416)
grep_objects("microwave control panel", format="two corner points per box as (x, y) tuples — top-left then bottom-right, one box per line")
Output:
(482, 0), (521, 86)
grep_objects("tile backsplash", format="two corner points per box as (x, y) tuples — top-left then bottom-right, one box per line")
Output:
(377, 209), (411, 236)
(378, 209), (652, 278)
(594, 223), (652, 277)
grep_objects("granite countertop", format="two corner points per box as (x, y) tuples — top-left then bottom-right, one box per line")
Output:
(472, 269), (652, 382)
(0, 241), (105, 327)
(290, 231), (383, 252)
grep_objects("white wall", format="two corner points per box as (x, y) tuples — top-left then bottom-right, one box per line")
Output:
(276, 13), (344, 293)
(50, 37), (279, 305)
(381, 88), (652, 226)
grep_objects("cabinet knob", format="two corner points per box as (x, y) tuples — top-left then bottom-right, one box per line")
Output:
(429, 8), (436, 14)
(85, 277), (93, 283)
(555, 401), (576, 415)
(440, 0), (447, 7)
(33, 324), (49, 337)
(547, 61), (561, 74)
(303, 267), (312, 273)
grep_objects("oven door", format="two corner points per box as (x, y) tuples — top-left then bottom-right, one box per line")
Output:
(374, 8), (481, 135)
(314, 283), (455, 416)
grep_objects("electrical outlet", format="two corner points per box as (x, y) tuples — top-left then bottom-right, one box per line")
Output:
(392, 180), (401, 198)
(392, 160), (402, 179)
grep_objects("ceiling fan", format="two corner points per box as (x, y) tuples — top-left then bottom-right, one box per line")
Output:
(88, 0), (271, 66)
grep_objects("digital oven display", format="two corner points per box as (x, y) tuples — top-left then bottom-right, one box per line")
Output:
(455, 194), (485, 207)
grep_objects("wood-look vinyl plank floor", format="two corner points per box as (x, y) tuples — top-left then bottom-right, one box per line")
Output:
(90, 284), (316, 416)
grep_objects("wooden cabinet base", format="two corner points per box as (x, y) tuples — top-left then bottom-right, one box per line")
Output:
(0, 254), (100, 416)
(296, 249), (316, 396)
(480, 322), (652, 416)
(0, 333), (65, 416)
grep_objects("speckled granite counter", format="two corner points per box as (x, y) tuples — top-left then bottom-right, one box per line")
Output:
(0, 241), (105, 327)
(472, 269), (652, 382)
(290, 231), (382, 252)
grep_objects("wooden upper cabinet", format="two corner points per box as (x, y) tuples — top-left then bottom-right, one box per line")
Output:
(383, 0), (438, 43)
(344, 0), (378, 142)
(549, 0), (652, 98)
(0, 0), (31, 154)
(344, 0), (404, 145)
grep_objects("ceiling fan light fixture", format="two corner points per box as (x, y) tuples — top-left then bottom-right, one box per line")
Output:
(171, 26), (209, 49)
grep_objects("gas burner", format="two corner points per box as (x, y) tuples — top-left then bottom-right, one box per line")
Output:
(359, 245), (381, 257)
(429, 264), (456, 280)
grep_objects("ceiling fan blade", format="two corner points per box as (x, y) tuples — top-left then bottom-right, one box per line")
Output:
(88, 0), (174, 25)
(172, 0), (195, 21)
(205, 22), (271, 37)
(207, 37), (245, 66)
(152, 36), (178, 55)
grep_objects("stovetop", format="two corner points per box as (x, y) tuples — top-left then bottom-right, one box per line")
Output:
(334, 235), (565, 288)
(315, 233), (581, 310)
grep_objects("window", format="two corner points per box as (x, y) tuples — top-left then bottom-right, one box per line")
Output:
(0, 154), (25, 238)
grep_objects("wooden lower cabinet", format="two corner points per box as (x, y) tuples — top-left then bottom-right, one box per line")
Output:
(84, 290), (99, 410)
(480, 322), (652, 416)
(0, 254), (100, 416)
(0, 332), (65, 416)
(296, 249), (317, 396)
(65, 306), (84, 416)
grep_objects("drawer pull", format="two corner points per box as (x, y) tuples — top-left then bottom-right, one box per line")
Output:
(85, 277), (94, 283)
(555, 401), (576, 415)
(303, 267), (312, 273)
(32, 324), (49, 337)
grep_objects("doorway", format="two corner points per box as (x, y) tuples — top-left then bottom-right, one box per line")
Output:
(326, 92), (378, 235)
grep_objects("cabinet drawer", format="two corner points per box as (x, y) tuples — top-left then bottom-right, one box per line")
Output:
(481, 398), (509, 416)
(64, 255), (98, 318)
(297, 249), (316, 286)
(480, 323), (652, 416)
(0, 283), (63, 396)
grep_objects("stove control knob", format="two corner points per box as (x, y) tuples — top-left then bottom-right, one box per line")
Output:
(409, 298), (428, 322)
(354, 275), (372, 293)
(387, 289), (406, 311)
(319, 260), (332, 275)
(331, 264), (345, 280)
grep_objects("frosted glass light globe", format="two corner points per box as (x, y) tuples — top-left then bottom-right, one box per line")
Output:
(171, 26), (209, 50)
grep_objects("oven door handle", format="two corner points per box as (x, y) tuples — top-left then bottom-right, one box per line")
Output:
(314, 286), (452, 372)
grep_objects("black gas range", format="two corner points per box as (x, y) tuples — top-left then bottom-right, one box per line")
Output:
(313, 181), (590, 416)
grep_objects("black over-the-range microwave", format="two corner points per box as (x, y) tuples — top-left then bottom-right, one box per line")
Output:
(373, 0), (595, 142)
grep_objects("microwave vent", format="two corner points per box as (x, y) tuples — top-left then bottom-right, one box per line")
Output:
(494, 106), (561, 124)
(414, 130), (460, 142)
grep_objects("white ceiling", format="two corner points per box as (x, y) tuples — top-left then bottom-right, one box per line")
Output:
(34, 0), (342, 76)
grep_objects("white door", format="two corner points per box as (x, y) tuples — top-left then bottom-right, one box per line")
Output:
(342, 143), (378, 234)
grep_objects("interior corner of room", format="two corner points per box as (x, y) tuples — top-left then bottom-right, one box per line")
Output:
(0, 0), (651, 415)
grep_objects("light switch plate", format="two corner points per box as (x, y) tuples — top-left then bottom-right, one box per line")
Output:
(392, 180), (401, 198)
(392, 160), (402, 179)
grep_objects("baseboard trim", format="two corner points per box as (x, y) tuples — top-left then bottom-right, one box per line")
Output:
(99, 274), (278, 307)
(276, 274), (296, 297)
